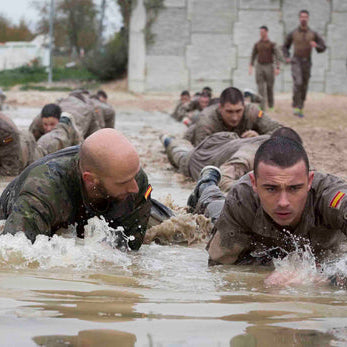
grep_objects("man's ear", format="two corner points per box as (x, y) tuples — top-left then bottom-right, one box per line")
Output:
(249, 172), (257, 193)
(82, 171), (98, 188)
(308, 171), (314, 190)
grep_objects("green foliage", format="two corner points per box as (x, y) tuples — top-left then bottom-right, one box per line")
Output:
(0, 65), (97, 88)
(83, 30), (128, 80)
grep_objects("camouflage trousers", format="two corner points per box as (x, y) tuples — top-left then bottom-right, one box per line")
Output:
(291, 56), (311, 109)
(256, 63), (275, 110)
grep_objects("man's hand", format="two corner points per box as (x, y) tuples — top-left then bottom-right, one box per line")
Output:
(275, 67), (280, 76)
(248, 65), (253, 75)
(310, 41), (317, 48)
(241, 130), (259, 138)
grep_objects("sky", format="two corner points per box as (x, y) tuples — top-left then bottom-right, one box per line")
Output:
(1, 0), (123, 38)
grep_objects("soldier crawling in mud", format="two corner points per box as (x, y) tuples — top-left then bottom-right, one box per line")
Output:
(89, 90), (116, 129)
(161, 127), (299, 192)
(184, 87), (282, 147)
(0, 129), (154, 251)
(187, 137), (347, 275)
(171, 90), (191, 121)
(0, 112), (79, 176)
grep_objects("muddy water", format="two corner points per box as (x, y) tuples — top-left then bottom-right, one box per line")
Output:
(0, 107), (346, 346)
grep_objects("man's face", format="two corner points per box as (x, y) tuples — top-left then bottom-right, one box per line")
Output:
(199, 96), (210, 109)
(250, 160), (314, 227)
(260, 28), (268, 40)
(181, 94), (190, 104)
(94, 167), (140, 203)
(299, 12), (309, 27)
(42, 116), (59, 133)
(219, 101), (244, 128)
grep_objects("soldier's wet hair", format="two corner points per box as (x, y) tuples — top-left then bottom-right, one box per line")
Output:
(299, 9), (309, 16)
(200, 91), (211, 99)
(270, 127), (303, 144)
(254, 136), (309, 177)
(220, 87), (244, 106)
(260, 25), (268, 31)
(41, 104), (62, 120)
(97, 90), (108, 100)
(181, 90), (190, 97)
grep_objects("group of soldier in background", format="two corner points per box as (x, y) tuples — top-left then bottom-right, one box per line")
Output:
(0, 89), (115, 176)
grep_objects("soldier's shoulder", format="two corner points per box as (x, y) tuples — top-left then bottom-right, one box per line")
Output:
(244, 103), (262, 120)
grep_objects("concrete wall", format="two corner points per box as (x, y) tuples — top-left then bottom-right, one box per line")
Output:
(128, 0), (347, 94)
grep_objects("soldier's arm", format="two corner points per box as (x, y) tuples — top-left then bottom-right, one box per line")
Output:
(250, 43), (258, 66)
(207, 196), (252, 265)
(282, 32), (293, 58)
(3, 193), (54, 243)
(314, 32), (326, 53)
(247, 104), (282, 135)
(29, 114), (44, 141)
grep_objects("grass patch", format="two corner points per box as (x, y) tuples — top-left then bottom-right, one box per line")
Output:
(0, 64), (98, 88)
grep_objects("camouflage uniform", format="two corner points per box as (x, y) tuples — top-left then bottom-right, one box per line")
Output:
(185, 103), (282, 146)
(57, 92), (100, 139)
(89, 96), (116, 129)
(283, 26), (326, 109)
(198, 172), (347, 265)
(166, 132), (269, 191)
(0, 146), (152, 250)
(29, 114), (45, 141)
(0, 113), (78, 176)
(250, 40), (280, 110)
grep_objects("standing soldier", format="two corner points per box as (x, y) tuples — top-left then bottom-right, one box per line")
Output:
(249, 26), (280, 111)
(283, 9), (326, 118)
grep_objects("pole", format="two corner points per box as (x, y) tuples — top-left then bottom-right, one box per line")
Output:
(48, 0), (55, 83)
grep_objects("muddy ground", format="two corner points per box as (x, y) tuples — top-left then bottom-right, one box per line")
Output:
(4, 81), (347, 181)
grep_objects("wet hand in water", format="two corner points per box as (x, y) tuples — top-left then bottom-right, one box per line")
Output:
(102, 227), (135, 252)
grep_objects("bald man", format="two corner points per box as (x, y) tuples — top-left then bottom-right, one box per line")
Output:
(0, 129), (153, 251)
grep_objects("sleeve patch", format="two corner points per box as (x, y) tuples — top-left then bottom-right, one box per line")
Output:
(2, 136), (13, 144)
(257, 110), (263, 118)
(329, 191), (346, 209)
(144, 185), (152, 200)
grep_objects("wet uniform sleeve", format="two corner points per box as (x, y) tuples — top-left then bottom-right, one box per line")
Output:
(29, 114), (44, 141)
(207, 189), (253, 264)
(247, 104), (282, 135)
(3, 193), (55, 242)
(315, 175), (347, 236)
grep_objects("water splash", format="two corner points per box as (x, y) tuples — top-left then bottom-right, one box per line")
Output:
(0, 217), (131, 270)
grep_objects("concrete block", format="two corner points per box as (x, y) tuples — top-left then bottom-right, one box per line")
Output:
(332, 0), (347, 12)
(145, 56), (189, 91)
(233, 10), (283, 58)
(326, 59), (347, 94)
(232, 57), (258, 91)
(190, 0), (236, 33)
(327, 13), (347, 60)
(186, 34), (236, 81)
(309, 82), (324, 93)
(147, 7), (190, 56)
(239, 0), (280, 10)
(164, 0), (186, 7)
(282, 0), (330, 36)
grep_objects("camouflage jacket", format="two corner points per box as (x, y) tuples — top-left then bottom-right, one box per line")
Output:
(212, 172), (347, 263)
(186, 103), (282, 146)
(0, 146), (152, 250)
(29, 114), (45, 141)
(89, 96), (116, 129)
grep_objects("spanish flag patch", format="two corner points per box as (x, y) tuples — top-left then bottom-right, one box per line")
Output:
(144, 185), (152, 200)
(2, 136), (13, 144)
(329, 191), (346, 209)
(258, 110), (263, 118)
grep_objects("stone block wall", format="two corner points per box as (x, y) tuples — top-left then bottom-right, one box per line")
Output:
(128, 0), (347, 94)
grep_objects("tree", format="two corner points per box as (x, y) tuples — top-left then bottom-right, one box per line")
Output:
(34, 0), (98, 53)
(0, 14), (34, 42)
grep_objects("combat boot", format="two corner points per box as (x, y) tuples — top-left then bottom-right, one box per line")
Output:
(187, 165), (221, 212)
(159, 134), (173, 149)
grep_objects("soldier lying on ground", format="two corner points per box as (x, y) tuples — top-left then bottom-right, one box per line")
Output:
(171, 90), (191, 121)
(0, 129), (160, 251)
(187, 137), (347, 270)
(89, 90), (116, 129)
(0, 112), (79, 176)
(184, 86), (282, 146)
(160, 127), (301, 192)
(29, 103), (62, 141)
